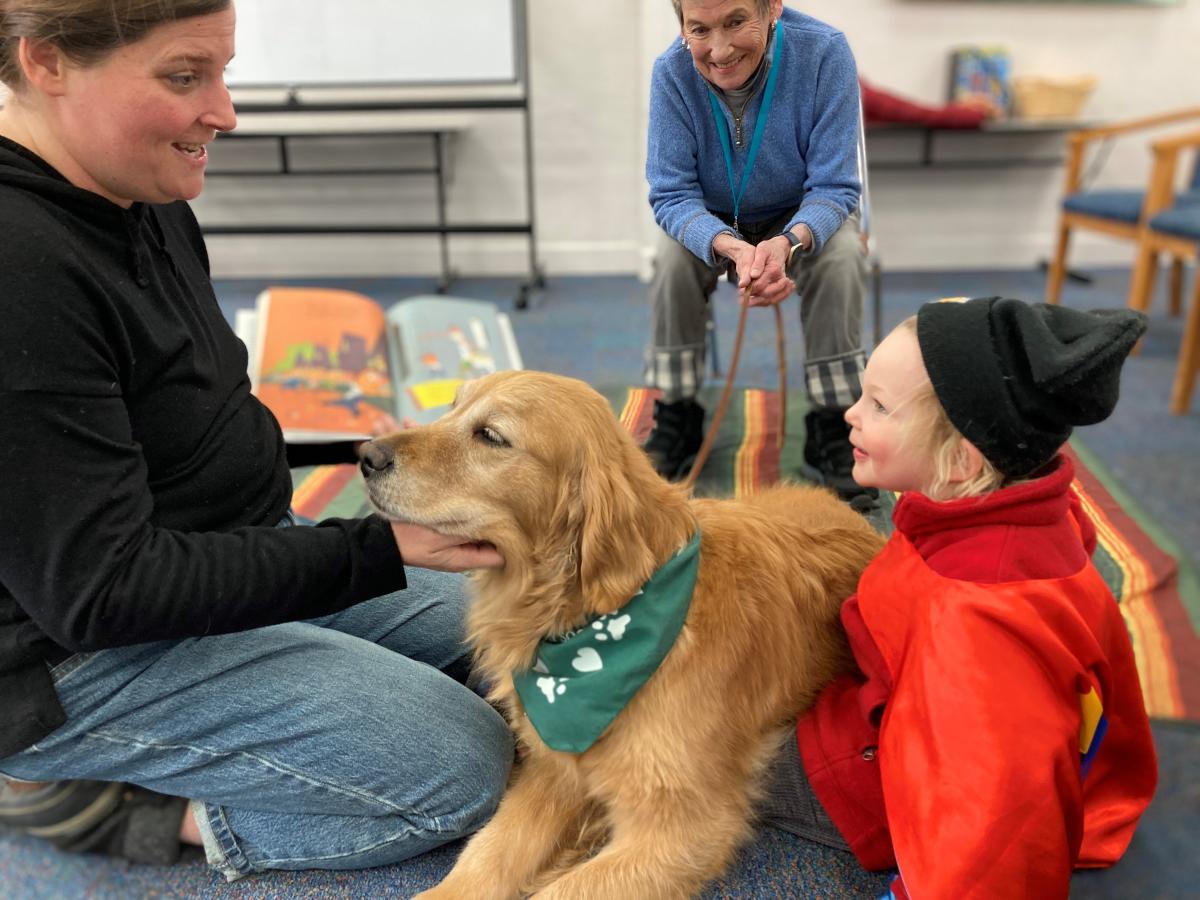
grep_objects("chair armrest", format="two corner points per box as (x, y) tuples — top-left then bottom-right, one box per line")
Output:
(1151, 128), (1200, 153)
(1141, 129), (1200, 219)
(1067, 106), (1200, 146)
(1061, 110), (1200, 196)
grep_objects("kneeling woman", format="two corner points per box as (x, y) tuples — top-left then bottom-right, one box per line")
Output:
(0, 0), (511, 879)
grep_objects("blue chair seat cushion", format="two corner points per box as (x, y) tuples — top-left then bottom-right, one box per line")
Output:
(1149, 203), (1200, 240)
(1063, 190), (1145, 224)
(1179, 189), (1200, 208)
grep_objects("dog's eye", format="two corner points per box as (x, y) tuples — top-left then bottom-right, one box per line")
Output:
(474, 426), (509, 448)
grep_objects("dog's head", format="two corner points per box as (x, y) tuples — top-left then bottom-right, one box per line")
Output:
(360, 371), (691, 635)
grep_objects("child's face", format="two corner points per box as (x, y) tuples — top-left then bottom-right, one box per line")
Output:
(845, 327), (938, 494)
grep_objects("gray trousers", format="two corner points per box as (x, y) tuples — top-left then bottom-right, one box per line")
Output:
(644, 210), (867, 409)
(757, 730), (852, 852)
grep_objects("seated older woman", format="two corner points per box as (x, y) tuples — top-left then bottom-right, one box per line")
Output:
(641, 0), (874, 511)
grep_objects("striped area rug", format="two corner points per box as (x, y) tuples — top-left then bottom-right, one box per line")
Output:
(1064, 442), (1200, 721)
(291, 386), (1200, 721)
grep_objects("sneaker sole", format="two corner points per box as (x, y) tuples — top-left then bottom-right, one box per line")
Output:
(23, 783), (124, 840)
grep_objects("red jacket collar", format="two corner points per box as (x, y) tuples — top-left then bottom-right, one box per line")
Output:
(890, 455), (1093, 583)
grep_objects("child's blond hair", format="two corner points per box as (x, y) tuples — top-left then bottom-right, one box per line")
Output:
(896, 317), (1006, 501)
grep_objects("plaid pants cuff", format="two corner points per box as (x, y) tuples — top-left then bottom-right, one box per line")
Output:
(644, 346), (705, 403)
(805, 350), (866, 410)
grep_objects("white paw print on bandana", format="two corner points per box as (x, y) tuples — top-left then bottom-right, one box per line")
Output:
(591, 613), (631, 642)
(535, 675), (568, 703)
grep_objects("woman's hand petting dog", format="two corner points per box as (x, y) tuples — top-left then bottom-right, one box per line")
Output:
(388, 521), (504, 572)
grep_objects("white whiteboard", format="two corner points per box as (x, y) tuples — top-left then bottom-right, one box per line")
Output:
(227, 0), (520, 86)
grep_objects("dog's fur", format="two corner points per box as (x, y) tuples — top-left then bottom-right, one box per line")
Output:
(362, 371), (884, 900)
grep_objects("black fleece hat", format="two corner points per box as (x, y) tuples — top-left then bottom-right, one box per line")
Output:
(916, 297), (1147, 477)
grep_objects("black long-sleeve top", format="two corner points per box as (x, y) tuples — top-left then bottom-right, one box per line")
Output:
(0, 137), (405, 757)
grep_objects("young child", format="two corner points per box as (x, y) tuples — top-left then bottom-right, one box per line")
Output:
(775, 297), (1158, 898)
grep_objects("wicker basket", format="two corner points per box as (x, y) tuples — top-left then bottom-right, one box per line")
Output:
(1011, 75), (1097, 120)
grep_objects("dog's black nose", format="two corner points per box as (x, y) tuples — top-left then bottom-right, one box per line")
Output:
(358, 440), (394, 478)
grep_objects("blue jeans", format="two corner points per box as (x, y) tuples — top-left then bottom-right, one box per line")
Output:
(0, 568), (513, 880)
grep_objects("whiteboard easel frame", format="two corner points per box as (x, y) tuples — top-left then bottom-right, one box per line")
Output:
(225, 0), (527, 92)
(208, 0), (543, 308)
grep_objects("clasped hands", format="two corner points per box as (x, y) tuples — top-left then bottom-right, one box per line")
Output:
(713, 229), (807, 307)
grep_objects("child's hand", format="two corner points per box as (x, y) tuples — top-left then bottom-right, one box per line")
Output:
(370, 413), (404, 436)
(351, 414), (406, 457)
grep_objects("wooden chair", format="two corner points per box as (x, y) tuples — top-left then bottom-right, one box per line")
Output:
(1126, 128), (1200, 414)
(1046, 107), (1200, 312)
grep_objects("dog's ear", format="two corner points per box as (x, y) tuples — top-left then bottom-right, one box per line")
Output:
(540, 475), (586, 583)
(575, 424), (686, 614)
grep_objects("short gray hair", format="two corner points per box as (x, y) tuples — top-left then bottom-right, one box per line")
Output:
(670, 0), (772, 25)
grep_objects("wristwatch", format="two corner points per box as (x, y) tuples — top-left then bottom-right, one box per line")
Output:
(783, 228), (809, 265)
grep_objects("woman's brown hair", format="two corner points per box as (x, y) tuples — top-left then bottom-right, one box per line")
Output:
(1, 0), (230, 89)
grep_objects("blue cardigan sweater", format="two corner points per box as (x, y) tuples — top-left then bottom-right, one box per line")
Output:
(646, 8), (861, 264)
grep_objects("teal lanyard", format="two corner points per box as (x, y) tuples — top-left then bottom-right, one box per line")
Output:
(706, 23), (783, 234)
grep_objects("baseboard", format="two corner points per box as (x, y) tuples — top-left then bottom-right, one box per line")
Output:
(206, 236), (644, 279)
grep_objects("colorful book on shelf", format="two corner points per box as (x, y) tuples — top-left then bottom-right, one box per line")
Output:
(947, 45), (1012, 116)
(238, 287), (522, 442)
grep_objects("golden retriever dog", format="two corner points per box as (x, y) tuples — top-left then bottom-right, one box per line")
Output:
(360, 371), (883, 899)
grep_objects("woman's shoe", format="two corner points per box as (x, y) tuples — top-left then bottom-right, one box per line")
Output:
(0, 780), (123, 835)
(801, 408), (880, 513)
(642, 398), (705, 481)
(0, 779), (186, 864)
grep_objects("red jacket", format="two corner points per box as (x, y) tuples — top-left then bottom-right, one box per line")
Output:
(797, 456), (1157, 899)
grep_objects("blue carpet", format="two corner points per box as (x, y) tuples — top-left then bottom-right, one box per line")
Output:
(0, 827), (891, 898)
(2, 720), (1192, 897)
(3, 269), (1193, 897)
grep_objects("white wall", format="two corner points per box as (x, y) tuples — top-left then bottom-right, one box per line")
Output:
(806, 0), (1200, 270)
(202, 0), (658, 279)
(199, 0), (1200, 278)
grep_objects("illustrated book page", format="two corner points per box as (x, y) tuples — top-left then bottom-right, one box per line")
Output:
(250, 286), (396, 442)
(386, 295), (523, 426)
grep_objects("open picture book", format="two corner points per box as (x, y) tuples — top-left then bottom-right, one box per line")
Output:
(236, 287), (523, 442)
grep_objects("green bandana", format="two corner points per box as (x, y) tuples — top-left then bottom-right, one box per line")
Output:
(512, 530), (701, 753)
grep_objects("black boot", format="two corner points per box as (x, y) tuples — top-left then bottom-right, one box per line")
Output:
(802, 408), (879, 513)
(643, 398), (705, 481)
